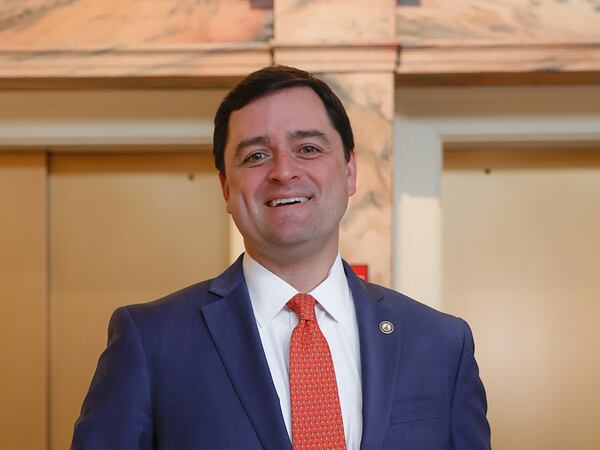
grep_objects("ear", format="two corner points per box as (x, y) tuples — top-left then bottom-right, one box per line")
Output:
(218, 172), (231, 213)
(346, 150), (357, 197)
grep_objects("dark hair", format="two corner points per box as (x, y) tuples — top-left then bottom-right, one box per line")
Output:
(213, 65), (354, 175)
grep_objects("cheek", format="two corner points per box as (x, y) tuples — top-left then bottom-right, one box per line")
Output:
(225, 170), (267, 211)
(228, 181), (258, 214)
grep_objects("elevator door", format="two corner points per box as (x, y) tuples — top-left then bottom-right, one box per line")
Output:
(49, 152), (229, 450)
(443, 147), (600, 450)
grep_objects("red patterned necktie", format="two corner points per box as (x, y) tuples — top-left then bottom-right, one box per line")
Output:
(287, 293), (346, 450)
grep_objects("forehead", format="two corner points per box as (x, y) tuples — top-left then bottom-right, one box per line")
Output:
(227, 86), (334, 138)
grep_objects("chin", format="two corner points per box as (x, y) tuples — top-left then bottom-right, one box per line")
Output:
(267, 235), (311, 249)
(268, 229), (336, 252)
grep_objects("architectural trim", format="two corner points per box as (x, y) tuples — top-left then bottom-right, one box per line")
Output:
(0, 89), (223, 147)
(0, 42), (271, 80)
(4, 39), (600, 87)
(397, 43), (600, 75)
(273, 42), (397, 73)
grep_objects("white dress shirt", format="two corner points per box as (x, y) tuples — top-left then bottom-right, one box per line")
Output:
(243, 253), (363, 449)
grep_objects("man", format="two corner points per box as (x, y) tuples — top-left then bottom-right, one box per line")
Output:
(72, 66), (491, 449)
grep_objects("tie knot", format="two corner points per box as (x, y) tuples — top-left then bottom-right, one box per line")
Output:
(287, 293), (316, 322)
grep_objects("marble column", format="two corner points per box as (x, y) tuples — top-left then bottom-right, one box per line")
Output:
(273, 0), (396, 286)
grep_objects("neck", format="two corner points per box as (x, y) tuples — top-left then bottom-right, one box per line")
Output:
(245, 243), (339, 293)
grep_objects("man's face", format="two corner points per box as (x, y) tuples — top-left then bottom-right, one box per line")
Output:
(219, 86), (357, 261)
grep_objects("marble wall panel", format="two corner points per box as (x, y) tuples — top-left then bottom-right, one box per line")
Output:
(0, 0), (272, 48)
(275, 0), (395, 44)
(397, 0), (600, 46)
(320, 72), (394, 287)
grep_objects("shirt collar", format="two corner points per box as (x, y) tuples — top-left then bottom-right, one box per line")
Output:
(243, 252), (352, 328)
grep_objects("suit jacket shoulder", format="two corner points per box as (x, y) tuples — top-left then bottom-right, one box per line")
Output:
(342, 264), (491, 450)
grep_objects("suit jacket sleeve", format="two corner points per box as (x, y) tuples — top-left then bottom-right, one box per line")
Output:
(450, 319), (492, 449)
(71, 306), (154, 450)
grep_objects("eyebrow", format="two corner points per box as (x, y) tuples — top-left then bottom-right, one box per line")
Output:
(234, 129), (331, 156)
(235, 135), (271, 155)
(287, 129), (331, 144)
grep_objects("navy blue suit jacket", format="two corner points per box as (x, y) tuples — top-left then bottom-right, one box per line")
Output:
(72, 257), (491, 449)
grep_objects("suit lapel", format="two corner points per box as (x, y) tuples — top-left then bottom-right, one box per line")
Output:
(202, 258), (292, 450)
(344, 262), (403, 450)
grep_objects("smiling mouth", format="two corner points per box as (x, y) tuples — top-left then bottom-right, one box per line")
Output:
(267, 196), (311, 207)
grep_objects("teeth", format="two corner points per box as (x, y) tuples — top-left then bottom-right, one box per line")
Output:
(269, 197), (309, 207)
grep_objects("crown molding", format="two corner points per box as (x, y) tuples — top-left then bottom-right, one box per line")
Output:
(272, 41), (397, 73)
(3, 40), (600, 88)
(0, 42), (271, 86)
(397, 43), (600, 75)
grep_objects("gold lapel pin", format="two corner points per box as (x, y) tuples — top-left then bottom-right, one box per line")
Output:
(379, 320), (394, 334)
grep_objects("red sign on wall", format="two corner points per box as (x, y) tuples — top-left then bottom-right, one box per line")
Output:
(351, 264), (368, 282)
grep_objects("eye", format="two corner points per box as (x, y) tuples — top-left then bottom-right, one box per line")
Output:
(299, 145), (320, 155)
(243, 152), (267, 164)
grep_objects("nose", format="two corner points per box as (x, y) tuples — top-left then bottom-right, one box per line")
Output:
(268, 151), (300, 184)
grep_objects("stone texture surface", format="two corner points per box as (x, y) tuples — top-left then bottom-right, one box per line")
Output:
(275, 0), (395, 44)
(395, 0), (600, 76)
(397, 0), (600, 46)
(0, 0), (272, 48)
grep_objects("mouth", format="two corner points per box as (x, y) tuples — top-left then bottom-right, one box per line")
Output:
(266, 196), (311, 208)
